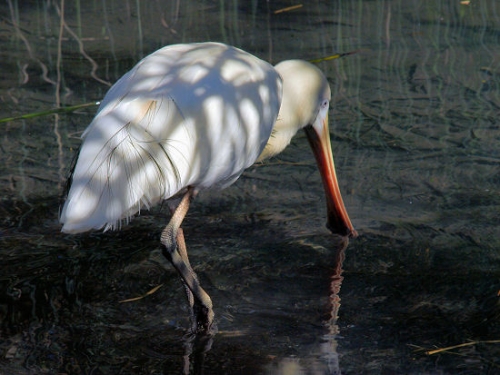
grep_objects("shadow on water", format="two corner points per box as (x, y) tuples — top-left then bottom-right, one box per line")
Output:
(1, 0), (500, 374)
(0, 195), (350, 374)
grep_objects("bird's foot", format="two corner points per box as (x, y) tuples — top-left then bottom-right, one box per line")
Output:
(182, 318), (215, 375)
(189, 303), (217, 336)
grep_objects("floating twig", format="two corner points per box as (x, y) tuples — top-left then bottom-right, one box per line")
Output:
(119, 284), (164, 303)
(309, 50), (360, 64)
(425, 340), (500, 355)
(274, 4), (303, 14)
(0, 102), (99, 124)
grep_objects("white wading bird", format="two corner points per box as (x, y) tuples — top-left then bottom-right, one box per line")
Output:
(60, 42), (357, 333)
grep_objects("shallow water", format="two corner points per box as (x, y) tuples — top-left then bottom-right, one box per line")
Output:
(1, 0), (500, 374)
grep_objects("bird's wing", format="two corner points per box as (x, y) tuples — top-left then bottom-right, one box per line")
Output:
(61, 43), (282, 233)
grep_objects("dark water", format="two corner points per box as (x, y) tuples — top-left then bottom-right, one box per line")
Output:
(1, 0), (500, 374)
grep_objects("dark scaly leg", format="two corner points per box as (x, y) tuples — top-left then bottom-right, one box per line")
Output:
(160, 187), (215, 334)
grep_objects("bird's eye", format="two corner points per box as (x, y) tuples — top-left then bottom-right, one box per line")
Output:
(321, 100), (329, 109)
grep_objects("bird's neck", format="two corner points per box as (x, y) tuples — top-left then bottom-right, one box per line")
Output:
(256, 97), (302, 162)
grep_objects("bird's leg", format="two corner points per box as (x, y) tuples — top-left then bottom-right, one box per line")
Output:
(176, 227), (208, 331)
(160, 188), (215, 334)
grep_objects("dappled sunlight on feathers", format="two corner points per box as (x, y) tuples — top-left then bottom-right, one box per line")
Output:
(61, 43), (282, 233)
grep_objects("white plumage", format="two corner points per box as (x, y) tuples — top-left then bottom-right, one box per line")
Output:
(61, 43), (282, 233)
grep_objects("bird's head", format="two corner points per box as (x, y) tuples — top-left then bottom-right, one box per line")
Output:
(274, 59), (331, 131)
(262, 60), (357, 238)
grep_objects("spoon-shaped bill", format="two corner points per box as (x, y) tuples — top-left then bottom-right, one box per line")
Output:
(304, 114), (357, 238)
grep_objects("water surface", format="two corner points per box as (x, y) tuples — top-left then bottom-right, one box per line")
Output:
(1, 1), (499, 374)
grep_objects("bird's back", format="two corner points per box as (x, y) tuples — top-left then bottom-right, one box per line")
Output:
(60, 43), (282, 233)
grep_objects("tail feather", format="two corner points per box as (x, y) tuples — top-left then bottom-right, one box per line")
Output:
(60, 100), (183, 233)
